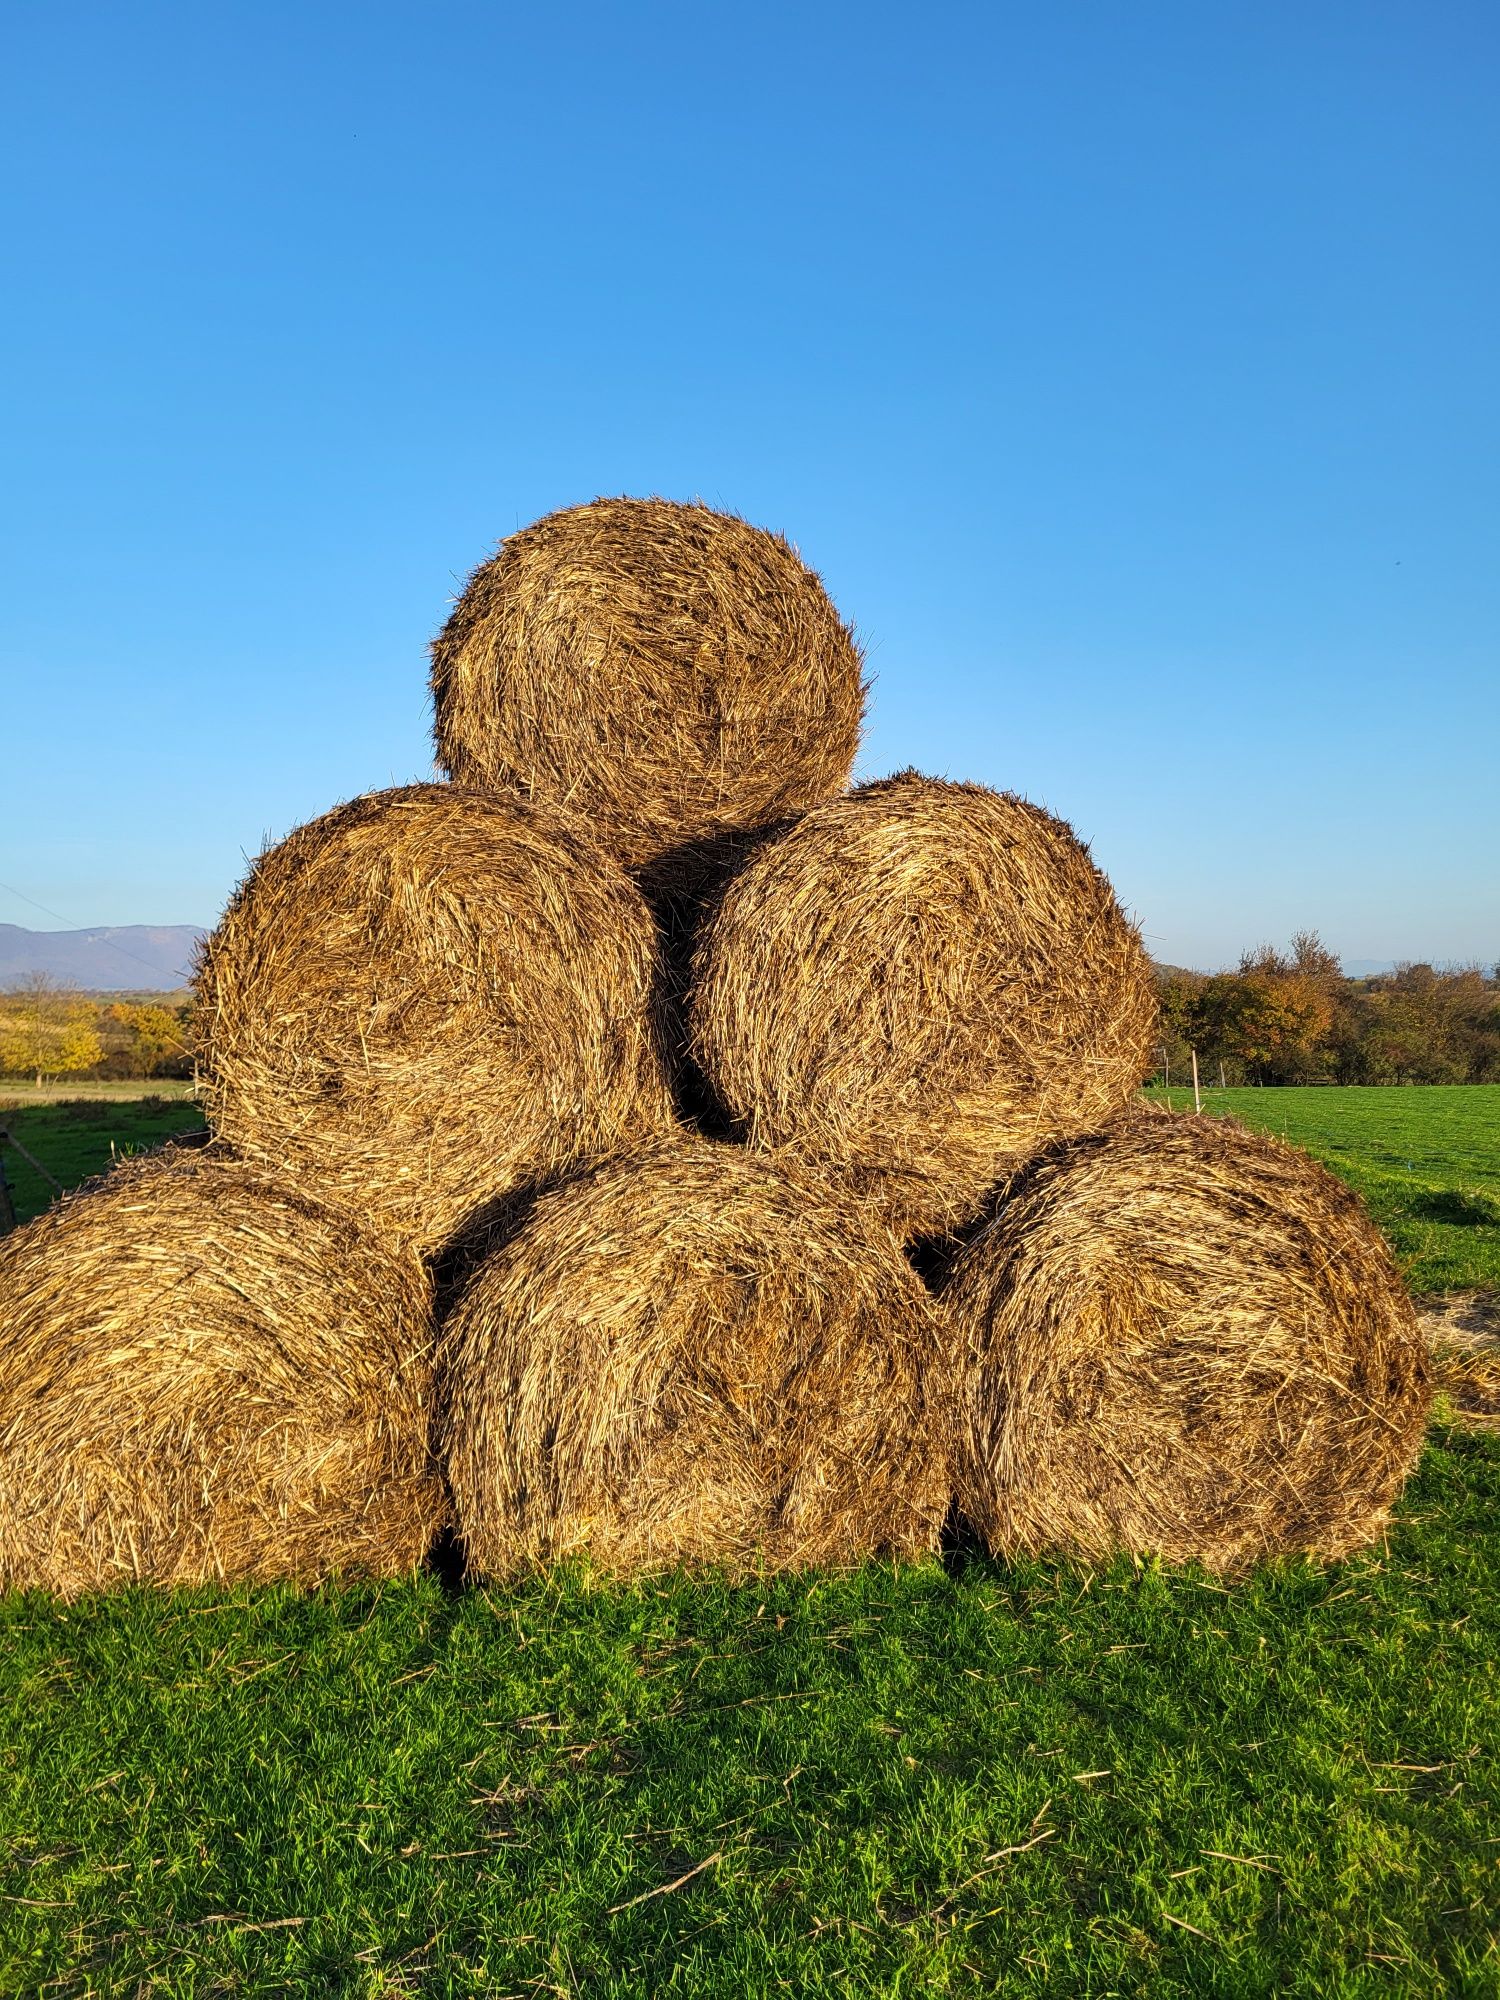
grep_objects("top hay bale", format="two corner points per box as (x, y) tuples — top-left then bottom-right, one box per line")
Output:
(941, 1106), (1432, 1571)
(194, 783), (674, 1255)
(688, 771), (1159, 1238)
(429, 498), (865, 893)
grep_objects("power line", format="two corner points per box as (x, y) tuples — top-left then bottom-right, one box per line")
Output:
(0, 879), (200, 1064)
(0, 878), (199, 984)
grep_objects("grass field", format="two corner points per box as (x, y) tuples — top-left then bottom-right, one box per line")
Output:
(6, 1083), (1495, 1292)
(0, 1079), (196, 1105)
(0, 1088), (204, 1227)
(2, 1086), (1497, 1994)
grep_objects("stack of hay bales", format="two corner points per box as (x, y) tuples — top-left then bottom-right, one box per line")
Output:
(0, 494), (1431, 1596)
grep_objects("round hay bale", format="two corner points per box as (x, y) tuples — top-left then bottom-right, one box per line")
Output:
(941, 1107), (1432, 1571)
(194, 783), (675, 1254)
(429, 498), (865, 891)
(688, 771), (1159, 1238)
(0, 1148), (446, 1597)
(438, 1140), (948, 1578)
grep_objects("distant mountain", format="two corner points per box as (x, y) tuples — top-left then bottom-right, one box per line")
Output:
(0, 923), (205, 991)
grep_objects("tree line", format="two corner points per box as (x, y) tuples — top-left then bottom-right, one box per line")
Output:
(1157, 935), (1500, 1086)
(0, 975), (193, 1085)
(3, 942), (1499, 1088)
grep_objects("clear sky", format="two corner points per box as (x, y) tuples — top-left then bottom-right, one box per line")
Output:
(3, 2), (1495, 971)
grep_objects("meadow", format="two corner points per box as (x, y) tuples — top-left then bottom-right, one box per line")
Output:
(1, 1085), (1497, 1995)
(5, 1084), (1498, 1293)
(0, 1087), (202, 1228)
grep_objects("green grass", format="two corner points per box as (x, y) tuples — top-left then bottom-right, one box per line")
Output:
(2, 1429), (1498, 1998)
(3, 1087), (1498, 1993)
(0, 1091), (205, 1227)
(1146, 1086), (1500, 1295)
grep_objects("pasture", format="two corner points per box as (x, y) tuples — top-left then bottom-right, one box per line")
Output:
(0, 1089), (204, 1229)
(1, 1085), (1497, 1995)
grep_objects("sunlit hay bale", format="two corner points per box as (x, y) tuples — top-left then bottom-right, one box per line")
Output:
(688, 771), (1159, 1240)
(941, 1106), (1432, 1572)
(429, 498), (865, 897)
(438, 1141), (949, 1578)
(194, 783), (676, 1255)
(0, 1148), (446, 1597)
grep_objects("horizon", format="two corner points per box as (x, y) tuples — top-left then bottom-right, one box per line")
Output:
(1, 917), (1494, 992)
(4, 4), (1496, 967)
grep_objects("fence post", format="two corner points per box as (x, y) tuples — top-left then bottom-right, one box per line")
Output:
(0, 1124), (61, 1197)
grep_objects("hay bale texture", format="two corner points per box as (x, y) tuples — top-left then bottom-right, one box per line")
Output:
(689, 771), (1159, 1239)
(429, 498), (865, 892)
(942, 1107), (1431, 1571)
(0, 1148), (445, 1596)
(194, 783), (674, 1254)
(439, 1140), (949, 1577)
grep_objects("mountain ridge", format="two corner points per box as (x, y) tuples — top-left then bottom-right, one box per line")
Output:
(0, 923), (206, 990)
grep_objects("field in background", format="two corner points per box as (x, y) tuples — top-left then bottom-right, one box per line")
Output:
(1146, 1085), (1500, 1294)
(0, 1090), (205, 1227)
(6, 1083), (1497, 1294)
(0, 1078), (196, 1105)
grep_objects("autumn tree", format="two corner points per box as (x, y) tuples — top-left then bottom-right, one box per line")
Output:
(1220, 934), (1341, 1082)
(105, 1001), (191, 1078)
(1350, 963), (1500, 1083)
(1154, 971), (1204, 1081)
(1154, 945), (1497, 1085)
(0, 974), (104, 1086)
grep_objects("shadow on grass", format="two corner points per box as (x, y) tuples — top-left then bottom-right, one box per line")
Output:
(1408, 1187), (1500, 1228)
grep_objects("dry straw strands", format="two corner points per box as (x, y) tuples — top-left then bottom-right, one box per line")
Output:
(0, 1148), (446, 1597)
(941, 1106), (1432, 1572)
(689, 771), (1159, 1240)
(439, 1141), (949, 1578)
(429, 498), (865, 893)
(194, 783), (675, 1255)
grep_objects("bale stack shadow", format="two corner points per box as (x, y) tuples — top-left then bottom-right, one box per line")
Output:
(0, 495), (1432, 1596)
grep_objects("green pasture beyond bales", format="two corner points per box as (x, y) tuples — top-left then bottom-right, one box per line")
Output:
(1, 1086), (1497, 1996)
(4, 1083), (1498, 1293)
(0, 1086), (201, 1231)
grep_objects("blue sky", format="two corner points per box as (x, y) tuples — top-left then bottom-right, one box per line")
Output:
(3, 2), (1495, 970)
